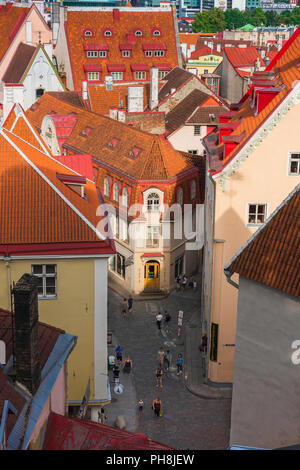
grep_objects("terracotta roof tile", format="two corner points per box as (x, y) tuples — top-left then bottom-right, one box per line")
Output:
(226, 185), (300, 299)
(0, 4), (30, 62)
(65, 9), (179, 90)
(224, 45), (265, 69)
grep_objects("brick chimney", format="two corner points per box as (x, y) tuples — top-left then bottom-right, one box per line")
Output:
(12, 274), (41, 395)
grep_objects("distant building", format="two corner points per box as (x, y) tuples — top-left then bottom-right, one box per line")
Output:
(185, 46), (223, 76)
(202, 0), (245, 10)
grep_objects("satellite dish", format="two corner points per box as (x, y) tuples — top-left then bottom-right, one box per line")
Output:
(114, 384), (124, 394)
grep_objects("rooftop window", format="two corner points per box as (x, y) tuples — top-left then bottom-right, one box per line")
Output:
(107, 138), (120, 149)
(127, 147), (142, 159)
(135, 30), (143, 36)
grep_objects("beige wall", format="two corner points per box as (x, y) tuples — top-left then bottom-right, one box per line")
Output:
(208, 100), (300, 383)
(168, 124), (207, 155)
(0, 257), (104, 402)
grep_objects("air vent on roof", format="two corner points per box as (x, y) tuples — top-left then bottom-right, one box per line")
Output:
(107, 137), (120, 149)
(127, 147), (142, 159)
(80, 126), (93, 137)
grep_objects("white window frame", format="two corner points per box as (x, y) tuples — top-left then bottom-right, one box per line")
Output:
(194, 125), (200, 135)
(246, 202), (268, 227)
(113, 182), (119, 202)
(147, 192), (160, 212)
(111, 71), (123, 81)
(122, 187), (129, 207)
(99, 50), (107, 57)
(104, 177), (110, 197)
(145, 50), (152, 57)
(158, 70), (168, 79)
(122, 50), (130, 57)
(31, 264), (57, 299)
(146, 225), (160, 247)
(288, 151), (300, 176)
(153, 30), (161, 36)
(87, 72), (99, 81)
(104, 30), (112, 36)
(188, 150), (198, 155)
(87, 50), (98, 57)
(135, 30), (143, 36)
(84, 30), (92, 37)
(154, 50), (165, 57)
(134, 71), (146, 80)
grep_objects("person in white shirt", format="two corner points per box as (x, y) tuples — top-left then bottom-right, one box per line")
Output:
(156, 312), (163, 330)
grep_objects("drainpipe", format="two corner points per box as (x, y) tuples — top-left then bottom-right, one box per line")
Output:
(4, 257), (12, 311)
(224, 268), (239, 290)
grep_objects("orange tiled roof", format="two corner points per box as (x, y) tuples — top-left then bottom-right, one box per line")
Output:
(224, 46), (265, 69)
(179, 33), (200, 48)
(65, 8), (179, 90)
(0, 112), (114, 253)
(26, 92), (197, 183)
(0, 4), (30, 62)
(226, 184), (300, 299)
(190, 46), (222, 60)
(207, 26), (300, 175)
(88, 82), (150, 114)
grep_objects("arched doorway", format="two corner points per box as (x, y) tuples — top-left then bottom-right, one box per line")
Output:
(144, 260), (160, 291)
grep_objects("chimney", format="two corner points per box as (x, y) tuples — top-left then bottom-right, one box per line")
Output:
(149, 67), (159, 111)
(277, 35), (283, 51)
(12, 274), (41, 395)
(113, 8), (120, 21)
(82, 80), (88, 100)
(128, 86), (143, 113)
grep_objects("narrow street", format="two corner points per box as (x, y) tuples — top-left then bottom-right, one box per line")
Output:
(107, 285), (231, 450)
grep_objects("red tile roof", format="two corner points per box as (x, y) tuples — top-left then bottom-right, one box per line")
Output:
(225, 185), (300, 299)
(42, 412), (174, 450)
(190, 46), (223, 59)
(65, 8), (179, 90)
(224, 46), (265, 69)
(0, 109), (115, 256)
(206, 26), (300, 176)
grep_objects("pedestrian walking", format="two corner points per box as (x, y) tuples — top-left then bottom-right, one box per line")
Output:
(152, 397), (162, 417)
(177, 353), (184, 375)
(113, 363), (120, 384)
(115, 345), (123, 364)
(128, 296), (133, 313)
(193, 279), (197, 291)
(176, 276), (181, 291)
(156, 312), (163, 330)
(98, 407), (107, 424)
(121, 298), (127, 318)
(163, 310), (171, 332)
(123, 356), (132, 373)
(164, 350), (172, 371)
(181, 275), (187, 291)
(155, 366), (163, 388)
(157, 347), (164, 368)
(137, 399), (144, 412)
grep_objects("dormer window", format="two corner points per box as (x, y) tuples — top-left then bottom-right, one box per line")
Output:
(122, 50), (130, 57)
(83, 28), (94, 37)
(56, 173), (87, 198)
(107, 138), (120, 149)
(127, 147), (142, 159)
(84, 30), (92, 37)
(154, 50), (164, 57)
(135, 30), (143, 37)
(153, 29), (161, 36)
(104, 29), (113, 37)
(147, 192), (160, 212)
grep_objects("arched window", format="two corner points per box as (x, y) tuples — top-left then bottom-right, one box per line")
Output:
(84, 30), (93, 37)
(147, 192), (160, 212)
(113, 182), (119, 202)
(177, 188), (183, 206)
(190, 180), (196, 200)
(104, 177), (110, 197)
(135, 30), (143, 36)
(153, 29), (161, 36)
(104, 30), (112, 36)
(122, 187), (129, 207)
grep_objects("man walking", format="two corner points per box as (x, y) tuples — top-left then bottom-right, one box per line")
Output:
(128, 296), (133, 313)
(156, 312), (163, 330)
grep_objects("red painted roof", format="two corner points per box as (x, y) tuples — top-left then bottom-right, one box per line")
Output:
(65, 8), (179, 90)
(190, 46), (222, 59)
(42, 412), (173, 450)
(53, 154), (94, 181)
(224, 46), (265, 69)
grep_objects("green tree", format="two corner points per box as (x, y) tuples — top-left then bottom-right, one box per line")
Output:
(290, 7), (300, 25)
(192, 8), (226, 33)
(249, 8), (267, 27)
(265, 10), (279, 27)
(278, 9), (292, 25)
(225, 8), (245, 30)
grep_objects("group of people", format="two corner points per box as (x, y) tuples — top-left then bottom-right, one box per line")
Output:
(176, 275), (197, 292)
(121, 296), (133, 318)
(112, 345), (133, 383)
(155, 310), (171, 331)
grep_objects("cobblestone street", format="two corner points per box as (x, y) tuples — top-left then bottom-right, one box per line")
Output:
(107, 285), (231, 450)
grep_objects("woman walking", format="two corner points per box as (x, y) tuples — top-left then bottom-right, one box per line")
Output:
(123, 356), (132, 373)
(157, 347), (164, 368)
(155, 366), (163, 389)
(152, 397), (162, 417)
(177, 353), (184, 375)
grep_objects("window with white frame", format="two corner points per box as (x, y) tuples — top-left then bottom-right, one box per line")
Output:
(146, 225), (160, 247)
(188, 150), (198, 154)
(158, 70), (168, 79)
(247, 203), (267, 225)
(190, 180), (196, 200)
(87, 72), (99, 81)
(153, 30), (161, 36)
(154, 50), (164, 57)
(104, 177), (110, 197)
(99, 51), (107, 57)
(122, 187), (129, 207)
(145, 50), (152, 57)
(113, 182), (119, 201)
(135, 30), (142, 36)
(177, 188), (183, 205)
(111, 71), (123, 81)
(104, 30), (112, 36)
(134, 71), (146, 80)
(32, 264), (57, 298)
(109, 253), (125, 278)
(87, 51), (98, 57)
(84, 30), (92, 36)
(194, 125), (200, 135)
(147, 192), (160, 212)
(288, 152), (300, 175)
(122, 50), (130, 57)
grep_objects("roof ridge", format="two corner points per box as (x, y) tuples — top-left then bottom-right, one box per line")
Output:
(224, 183), (300, 272)
(0, 128), (105, 241)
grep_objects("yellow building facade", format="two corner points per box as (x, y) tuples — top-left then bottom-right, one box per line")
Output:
(186, 54), (222, 77)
